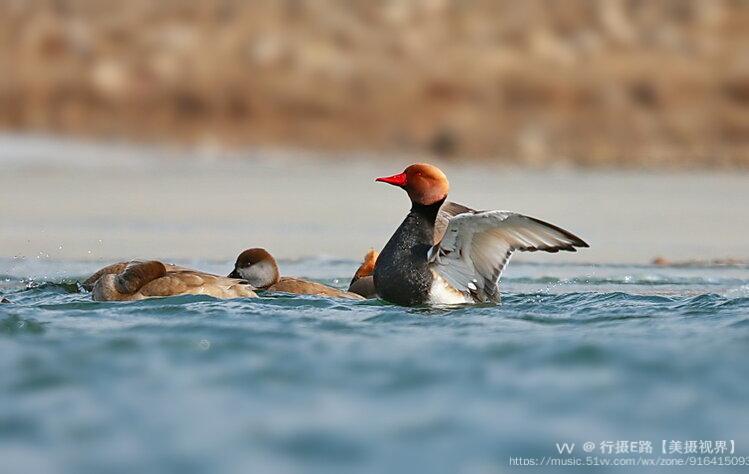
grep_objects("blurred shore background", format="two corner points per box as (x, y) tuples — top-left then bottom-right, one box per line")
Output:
(1, 0), (748, 265)
(1, 0), (748, 168)
(2, 134), (748, 265)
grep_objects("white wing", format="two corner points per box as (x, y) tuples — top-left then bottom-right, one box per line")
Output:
(428, 210), (588, 302)
(435, 201), (473, 244)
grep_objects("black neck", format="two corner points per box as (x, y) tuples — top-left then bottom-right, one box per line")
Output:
(373, 196), (446, 305)
(410, 197), (445, 225)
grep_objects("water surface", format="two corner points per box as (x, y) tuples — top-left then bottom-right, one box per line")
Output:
(2, 258), (748, 473)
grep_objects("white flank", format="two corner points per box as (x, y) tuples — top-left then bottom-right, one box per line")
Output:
(427, 271), (473, 305)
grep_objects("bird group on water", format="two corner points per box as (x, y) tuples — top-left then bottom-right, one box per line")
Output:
(83, 163), (588, 306)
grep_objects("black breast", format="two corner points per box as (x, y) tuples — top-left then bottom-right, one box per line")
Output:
(374, 200), (443, 306)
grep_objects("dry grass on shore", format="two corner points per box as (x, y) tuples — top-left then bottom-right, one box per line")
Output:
(1, 0), (748, 167)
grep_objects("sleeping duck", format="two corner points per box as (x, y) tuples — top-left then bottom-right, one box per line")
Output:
(83, 260), (257, 301)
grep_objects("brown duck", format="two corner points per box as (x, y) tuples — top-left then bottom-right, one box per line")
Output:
(84, 260), (257, 301)
(229, 248), (364, 300)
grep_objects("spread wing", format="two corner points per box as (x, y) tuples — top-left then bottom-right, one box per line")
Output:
(435, 201), (473, 244)
(428, 210), (589, 302)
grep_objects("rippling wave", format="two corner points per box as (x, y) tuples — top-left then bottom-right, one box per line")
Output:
(1, 259), (749, 473)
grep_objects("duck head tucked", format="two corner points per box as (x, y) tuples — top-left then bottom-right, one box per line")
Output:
(229, 248), (280, 289)
(376, 163), (449, 206)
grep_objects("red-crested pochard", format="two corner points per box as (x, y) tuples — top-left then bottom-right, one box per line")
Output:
(373, 163), (589, 306)
(84, 260), (257, 301)
(348, 249), (378, 298)
(229, 248), (365, 300)
(347, 202), (471, 298)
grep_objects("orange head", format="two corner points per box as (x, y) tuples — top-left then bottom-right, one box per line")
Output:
(352, 249), (378, 282)
(375, 163), (449, 205)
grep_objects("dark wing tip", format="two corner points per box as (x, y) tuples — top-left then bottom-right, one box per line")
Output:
(525, 216), (589, 251)
(571, 239), (590, 249)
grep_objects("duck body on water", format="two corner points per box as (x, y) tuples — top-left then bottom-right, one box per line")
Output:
(80, 163), (587, 306)
(84, 261), (258, 301)
(375, 199), (466, 305)
(373, 164), (588, 306)
(228, 248), (364, 300)
(85, 248), (363, 302)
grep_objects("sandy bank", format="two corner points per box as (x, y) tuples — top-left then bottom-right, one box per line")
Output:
(1, 1), (748, 167)
(1, 135), (748, 264)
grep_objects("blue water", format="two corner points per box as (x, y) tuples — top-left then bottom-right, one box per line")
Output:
(2, 258), (749, 473)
